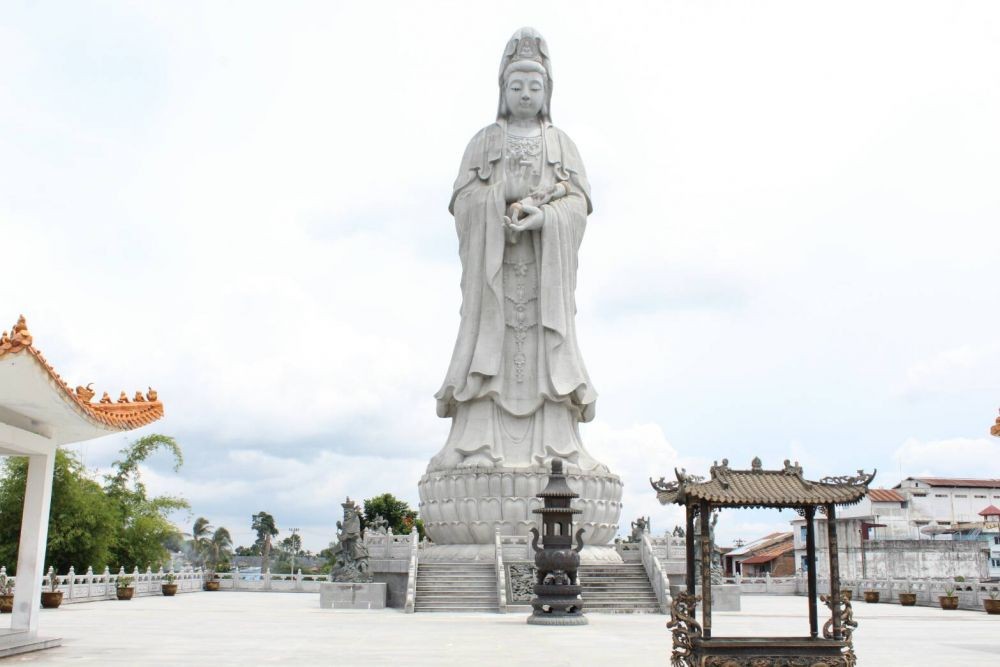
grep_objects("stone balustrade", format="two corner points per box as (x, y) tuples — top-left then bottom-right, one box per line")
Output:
(0, 565), (203, 604)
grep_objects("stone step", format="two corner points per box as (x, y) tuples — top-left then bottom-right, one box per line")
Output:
(414, 608), (499, 613)
(414, 562), (500, 613)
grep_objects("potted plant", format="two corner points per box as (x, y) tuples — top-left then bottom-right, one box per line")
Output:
(40, 569), (63, 609)
(161, 572), (178, 596)
(984, 588), (1000, 615)
(863, 586), (880, 603)
(116, 575), (135, 601)
(899, 582), (917, 607)
(0, 572), (13, 613)
(203, 571), (220, 592)
(939, 585), (959, 610)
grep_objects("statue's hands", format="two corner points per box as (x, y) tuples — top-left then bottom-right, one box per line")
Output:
(507, 204), (544, 233)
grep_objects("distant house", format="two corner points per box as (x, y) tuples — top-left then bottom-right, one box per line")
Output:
(724, 532), (794, 577)
(790, 478), (1000, 580)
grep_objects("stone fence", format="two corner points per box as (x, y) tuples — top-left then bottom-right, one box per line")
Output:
(0, 565), (204, 604)
(836, 576), (1000, 611)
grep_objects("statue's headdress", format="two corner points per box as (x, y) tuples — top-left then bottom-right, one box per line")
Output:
(497, 26), (553, 122)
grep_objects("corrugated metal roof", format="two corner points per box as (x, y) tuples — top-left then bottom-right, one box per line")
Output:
(868, 488), (905, 503)
(741, 538), (795, 565)
(902, 478), (1000, 489)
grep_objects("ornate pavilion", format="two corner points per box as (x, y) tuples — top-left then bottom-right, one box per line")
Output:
(0, 316), (163, 656)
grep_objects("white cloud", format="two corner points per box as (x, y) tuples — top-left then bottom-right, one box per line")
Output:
(903, 343), (1000, 399)
(893, 437), (1000, 479)
(3, 1), (1000, 551)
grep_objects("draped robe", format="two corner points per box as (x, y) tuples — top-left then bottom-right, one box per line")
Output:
(431, 120), (604, 472)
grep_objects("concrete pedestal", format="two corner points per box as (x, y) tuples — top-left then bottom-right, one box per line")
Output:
(319, 582), (386, 610)
(670, 584), (741, 611)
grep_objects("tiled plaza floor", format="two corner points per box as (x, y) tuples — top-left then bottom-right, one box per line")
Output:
(3, 592), (998, 665)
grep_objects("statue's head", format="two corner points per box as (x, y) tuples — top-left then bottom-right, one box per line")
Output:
(497, 27), (552, 122)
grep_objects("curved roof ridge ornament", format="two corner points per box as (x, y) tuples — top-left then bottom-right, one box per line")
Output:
(819, 469), (877, 487)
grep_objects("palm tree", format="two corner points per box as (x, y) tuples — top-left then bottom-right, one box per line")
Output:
(190, 517), (212, 568)
(251, 512), (278, 572)
(209, 527), (233, 572)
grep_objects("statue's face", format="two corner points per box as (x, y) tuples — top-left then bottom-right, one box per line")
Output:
(505, 70), (545, 120)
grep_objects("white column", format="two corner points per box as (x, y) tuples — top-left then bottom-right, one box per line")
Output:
(11, 451), (55, 633)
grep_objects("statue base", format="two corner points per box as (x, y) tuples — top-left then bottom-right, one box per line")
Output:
(527, 614), (589, 626)
(418, 466), (623, 546)
(319, 582), (386, 610)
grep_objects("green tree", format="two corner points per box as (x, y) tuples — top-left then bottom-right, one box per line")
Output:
(0, 449), (117, 573)
(251, 512), (278, 572)
(362, 493), (423, 538)
(189, 517), (212, 567)
(103, 434), (189, 570)
(208, 526), (233, 572)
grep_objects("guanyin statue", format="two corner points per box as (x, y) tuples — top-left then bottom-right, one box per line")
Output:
(419, 27), (622, 560)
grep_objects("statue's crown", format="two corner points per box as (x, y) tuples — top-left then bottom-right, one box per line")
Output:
(512, 34), (543, 64)
(500, 27), (550, 79)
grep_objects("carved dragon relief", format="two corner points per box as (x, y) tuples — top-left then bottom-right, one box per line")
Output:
(821, 591), (858, 667)
(668, 592), (702, 667)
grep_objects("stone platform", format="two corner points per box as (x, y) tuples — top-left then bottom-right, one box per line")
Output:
(319, 582), (386, 609)
(669, 583), (741, 611)
(6, 592), (998, 665)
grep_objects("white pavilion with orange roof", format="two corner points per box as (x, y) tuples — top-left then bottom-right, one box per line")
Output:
(0, 315), (163, 656)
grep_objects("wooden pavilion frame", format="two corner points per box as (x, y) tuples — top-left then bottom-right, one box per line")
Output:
(652, 458), (874, 667)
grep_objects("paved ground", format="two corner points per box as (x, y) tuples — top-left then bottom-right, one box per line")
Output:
(2, 592), (998, 665)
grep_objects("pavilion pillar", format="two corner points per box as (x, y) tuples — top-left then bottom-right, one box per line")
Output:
(12, 450), (55, 634)
(700, 500), (712, 640)
(825, 503), (842, 640)
(805, 505), (818, 638)
(685, 503), (695, 594)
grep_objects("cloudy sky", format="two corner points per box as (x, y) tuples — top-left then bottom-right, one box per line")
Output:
(2, 1), (998, 553)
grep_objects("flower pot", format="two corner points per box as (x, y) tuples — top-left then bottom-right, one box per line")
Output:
(864, 591), (880, 603)
(40, 591), (63, 609)
(0, 594), (12, 613)
(984, 599), (1000, 615)
(899, 593), (917, 606)
(203, 580), (220, 591)
(116, 587), (134, 601)
(939, 595), (959, 610)
(161, 583), (178, 596)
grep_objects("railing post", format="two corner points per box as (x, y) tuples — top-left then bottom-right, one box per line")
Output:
(404, 529), (419, 613)
(67, 566), (75, 601)
(494, 529), (507, 613)
(264, 568), (271, 591)
(234, 565), (240, 591)
(295, 569), (303, 592)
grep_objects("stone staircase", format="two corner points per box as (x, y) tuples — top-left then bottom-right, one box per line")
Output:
(579, 563), (663, 613)
(413, 562), (499, 612)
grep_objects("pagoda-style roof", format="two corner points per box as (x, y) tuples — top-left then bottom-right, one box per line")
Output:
(0, 315), (163, 445)
(992, 409), (1000, 438)
(651, 457), (875, 509)
(978, 505), (1000, 518)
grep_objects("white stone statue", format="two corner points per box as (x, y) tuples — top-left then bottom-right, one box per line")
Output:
(430, 26), (604, 473)
(418, 28), (623, 561)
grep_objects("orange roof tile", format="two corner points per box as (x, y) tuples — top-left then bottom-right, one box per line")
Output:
(978, 505), (1000, 518)
(0, 315), (164, 431)
(868, 488), (905, 503)
(741, 539), (794, 565)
